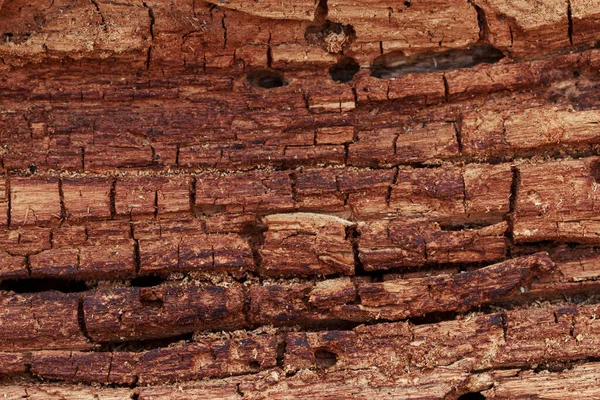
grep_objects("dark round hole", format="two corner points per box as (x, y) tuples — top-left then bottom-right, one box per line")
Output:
(457, 393), (486, 400)
(249, 361), (261, 371)
(246, 69), (287, 89)
(329, 57), (360, 83)
(314, 348), (337, 369)
(573, 70), (581, 78)
(28, 164), (37, 174)
(404, 1), (412, 6)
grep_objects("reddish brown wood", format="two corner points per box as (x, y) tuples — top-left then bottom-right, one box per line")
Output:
(3, 0), (600, 396)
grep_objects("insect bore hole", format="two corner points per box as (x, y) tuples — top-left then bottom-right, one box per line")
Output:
(314, 348), (338, 369)
(249, 361), (261, 371)
(329, 57), (360, 83)
(246, 69), (287, 89)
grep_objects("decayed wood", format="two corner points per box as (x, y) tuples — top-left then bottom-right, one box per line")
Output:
(358, 220), (507, 270)
(337, 253), (554, 321)
(4, 0), (600, 397)
(140, 233), (254, 277)
(29, 332), (279, 384)
(1, 386), (134, 400)
(3, 68), (600, 174)
(0, 300), (599, 387)
(83, 283), (245, 341)
(6, 363), (600, 400)
(116, 175), (191, 218)
(514, 157), (600, 243)
(10, 177), (61, 226)
(248, 253), (553, 327)
(0, 292), (91, 351)
(260, 213), (355, 277)
(484, 362), (600, 399)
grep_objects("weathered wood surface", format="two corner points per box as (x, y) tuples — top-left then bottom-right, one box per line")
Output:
(4, 0), (600, 398)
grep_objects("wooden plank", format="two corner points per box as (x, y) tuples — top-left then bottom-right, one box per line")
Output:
(285, 314), (502, 373)
(195, 171), (294, 213)
(83, 283), (245, 341)
(358, 220), (507, 271)
(0, 385), (133, 400)
(461, 106), (600, 158)
(10, 177), (61, 226)
(260, 213), (355, 277)
(485, 362), (600, 399)
(0, 292), (91, 352)
(78, 240), (136, 279)
(62, 177), (112, 220)
(0, 352), (26, 374)
(514, 158), (600, 243)
(30, 333), (278, 384)
(337, 253), (555, 321)
(115, 176), (190, 218)
(136, 334), (279, 384)
(139, 233), (254, 277)
(328, 0), (479, 49)
(348, 121), (458, 167)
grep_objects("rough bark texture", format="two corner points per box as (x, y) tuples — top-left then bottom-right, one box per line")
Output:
(2, 0), (600, 398)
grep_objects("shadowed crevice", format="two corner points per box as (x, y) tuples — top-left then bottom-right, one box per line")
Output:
(371, 45), (505, 78)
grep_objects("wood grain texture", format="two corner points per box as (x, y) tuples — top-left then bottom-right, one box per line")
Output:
(3, 0), (600, 397)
